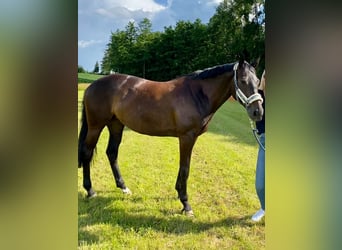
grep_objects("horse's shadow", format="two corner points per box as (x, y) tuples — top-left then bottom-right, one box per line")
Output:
(78, 192), (263, 245)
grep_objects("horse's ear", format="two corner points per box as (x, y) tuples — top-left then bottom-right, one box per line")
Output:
(239, 57), (245, 68)
(238, 49), (249, 67)
(238, 56), (244, 67)
(250, 57), (260, 69)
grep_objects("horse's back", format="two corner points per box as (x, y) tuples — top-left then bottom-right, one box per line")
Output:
(110, 76), (183, 135)
(82, 73), (202, 136)
(86, 74), (139, 93)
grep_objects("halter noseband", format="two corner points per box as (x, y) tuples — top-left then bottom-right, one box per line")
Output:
(233, 63), (263, 107)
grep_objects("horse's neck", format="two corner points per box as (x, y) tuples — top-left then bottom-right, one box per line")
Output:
(201, 72), (234, 113)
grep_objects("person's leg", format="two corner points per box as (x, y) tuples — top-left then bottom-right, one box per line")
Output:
(252, 133), (265, 221)
(255, 133), (265, 210)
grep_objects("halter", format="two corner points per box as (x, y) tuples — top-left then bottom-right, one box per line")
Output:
(233, 63), (265, 151)
(233, 63), (263, 107)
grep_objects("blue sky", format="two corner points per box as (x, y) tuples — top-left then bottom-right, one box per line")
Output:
(78, 0), (223, 72)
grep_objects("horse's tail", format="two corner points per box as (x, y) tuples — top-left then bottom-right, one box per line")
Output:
(78, 103), (88, 168)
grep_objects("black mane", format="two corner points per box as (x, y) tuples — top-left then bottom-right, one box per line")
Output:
(187, 63), (235, 80)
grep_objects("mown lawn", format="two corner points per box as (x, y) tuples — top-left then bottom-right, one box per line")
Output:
(78, 73), (106, 83)
(78, 86), (265, 249)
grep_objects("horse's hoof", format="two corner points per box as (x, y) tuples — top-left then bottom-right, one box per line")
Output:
(86, 189), (97, 198)
(182, 209), (194, 217)
(185, 210), (194, 217)
(122, 187), (132, 195)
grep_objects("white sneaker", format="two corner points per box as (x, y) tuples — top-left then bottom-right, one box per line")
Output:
(251, 209), (265, 222)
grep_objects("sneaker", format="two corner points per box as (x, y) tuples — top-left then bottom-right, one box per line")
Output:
(251, 209), (265, 222)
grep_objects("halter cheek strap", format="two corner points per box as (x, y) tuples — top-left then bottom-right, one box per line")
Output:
(233, 63), (263, 107)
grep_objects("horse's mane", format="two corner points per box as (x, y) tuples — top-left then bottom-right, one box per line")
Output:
(187, 63), (235, 80)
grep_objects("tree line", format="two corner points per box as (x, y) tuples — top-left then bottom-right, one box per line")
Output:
(101, 0), (265, 80)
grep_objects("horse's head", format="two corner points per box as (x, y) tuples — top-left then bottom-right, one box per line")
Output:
(234, 59), (264, 121)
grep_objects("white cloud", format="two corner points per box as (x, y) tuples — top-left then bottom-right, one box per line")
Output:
(206, 0), (222, 6)
(95, 6), (140, 19)
(78, 39), (103, 48)
(95, 0), (167, 18)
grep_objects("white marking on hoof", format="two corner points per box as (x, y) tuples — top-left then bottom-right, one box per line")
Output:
(185, 210), (194, 217)
(181, 208), (194, 217)
(87, 191), (97, 198)
(122, 187), (132, 195)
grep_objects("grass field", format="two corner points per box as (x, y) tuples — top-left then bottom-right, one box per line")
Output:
(78, 72), (106, 83)
(78, 86), (265, 249)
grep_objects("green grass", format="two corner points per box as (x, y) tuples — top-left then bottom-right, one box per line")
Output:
(78, 87), (265, 249)
(78, 72), (106, 83)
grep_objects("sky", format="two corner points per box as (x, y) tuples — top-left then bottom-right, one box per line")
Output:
(78, 0), (223, 72)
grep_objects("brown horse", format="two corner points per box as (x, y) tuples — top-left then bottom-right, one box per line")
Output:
(78, 59), (263, 216)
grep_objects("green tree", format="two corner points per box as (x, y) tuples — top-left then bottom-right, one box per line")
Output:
(172, 20), (208, 75)
(101, 30), (130, 74)
(135, 18), (154, 78)
(207, 0), (265, 75)
(147, 20), (208, 80)
(93, 61), (99, 73)
(101, 4), (265, 80)
(78, 65), (85, 73)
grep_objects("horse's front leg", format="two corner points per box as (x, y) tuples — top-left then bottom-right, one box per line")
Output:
(175, 134), (197, 216)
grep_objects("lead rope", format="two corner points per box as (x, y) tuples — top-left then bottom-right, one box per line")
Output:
(249, 119), (265, 151)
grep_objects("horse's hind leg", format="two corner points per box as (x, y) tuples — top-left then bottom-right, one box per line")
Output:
(82, 127), (103, 198)
(106, 120), (131, 195)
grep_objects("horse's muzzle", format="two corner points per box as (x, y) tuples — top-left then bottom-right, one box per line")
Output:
(254, 107), (262, 118)
(248, 102), (264, 121)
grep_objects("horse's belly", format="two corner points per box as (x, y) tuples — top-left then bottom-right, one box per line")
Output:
(113, 94), (199, 136)
(117, 110), (178, 136)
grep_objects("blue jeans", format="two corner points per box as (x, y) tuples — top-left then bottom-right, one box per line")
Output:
(255, 133), (265, 210)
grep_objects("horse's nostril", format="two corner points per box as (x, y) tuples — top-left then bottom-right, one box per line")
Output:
(253, 108), (259, 117)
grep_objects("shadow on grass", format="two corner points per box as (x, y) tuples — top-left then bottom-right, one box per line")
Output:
(78, 192), (263, 245)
